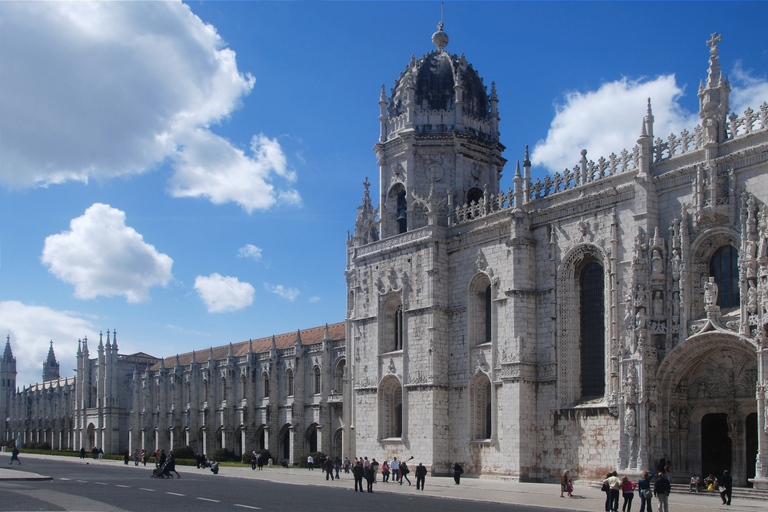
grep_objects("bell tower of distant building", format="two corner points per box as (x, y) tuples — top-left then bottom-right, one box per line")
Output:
(1, 336), (17, 441)
(43, 340), (60, 382)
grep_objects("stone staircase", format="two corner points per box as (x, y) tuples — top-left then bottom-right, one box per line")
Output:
(670, 483), (768, 501)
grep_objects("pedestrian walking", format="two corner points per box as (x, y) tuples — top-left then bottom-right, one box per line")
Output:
(9, 446), (21, 465)
(141, 449), (148, 466)
(344, 456), (350, 474)
(382, 460), (390, 482)
(719, 469), (732, 505)
(251, 451), (258, 470)
(133, 449), (140, 466)
(390, 457), (399, 483)
(352, 460), (364, 492)
(307, 454), (314, 470)
(400, 460), (411, 485)
(167, 451), (180, 478)
(366, 461), (375, 492)
(453, 462), (464, 485)
(334, 456), (342, 479)
(560, 470), (572, 497)
(415, 462), (427, 490)
(638, 471), (654, 512)
(324, 456), (334, 480)
(79, 447), (85, 459)
(654, 472), (670, 512)
(257, 453), (264, 470)
(371, 458), (379, 482)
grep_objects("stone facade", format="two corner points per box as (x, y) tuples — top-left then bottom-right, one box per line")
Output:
(345, 27), (768, 487)
(1, 325), (348, 465)
(2, 27), (768, 489)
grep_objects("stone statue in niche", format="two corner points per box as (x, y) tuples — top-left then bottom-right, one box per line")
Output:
(747, 281), (757, 314)
(388, 358), (396, 374)
(671, 250), (681, 280)
(648, 407), (657, 430)
(624, 300), (634, 332)
(652, 249), (663, 276)
(704, 277), (719, 307)
(669, 408), (678, 429)
(680, 409), (689, 429)
(652, 291), (663, 316)
(624, 406), (637, 437)
(635, 308), (647, 329)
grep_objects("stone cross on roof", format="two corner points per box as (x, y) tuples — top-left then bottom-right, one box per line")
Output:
(707, 32), (722, 54)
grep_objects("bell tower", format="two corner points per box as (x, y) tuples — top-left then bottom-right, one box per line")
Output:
(373, 22), (505, 239)
(43, 340), (60, 382)
(1, 336), (17, 440)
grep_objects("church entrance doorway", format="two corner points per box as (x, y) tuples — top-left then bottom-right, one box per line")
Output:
(701, 413), (731, 479)
(746, 412), (757, 487)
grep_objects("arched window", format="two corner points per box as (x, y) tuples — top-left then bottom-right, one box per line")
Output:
(334, 360), (346, 393)
(470, 373), (493, 440)
(379, 377), (403, 439)
(263, 374), (269, 398)
(394, 305), (403, 350)
(469, 274), (493, 345)
(580, 261), (605, 399)
(286, 369), (294, 397)
(313, 366), (321, 395)
(396, 190), (407, 234)
(710, 245), (739, 309)
(381, 298), (405, 353)
(220, 378), (226, 402)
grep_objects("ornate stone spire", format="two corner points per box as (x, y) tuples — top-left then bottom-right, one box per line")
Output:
(432, 7), (449, 51)
(2, 335), (14, 363)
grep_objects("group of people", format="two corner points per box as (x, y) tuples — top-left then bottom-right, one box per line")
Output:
(346, 456), (429, 492)
(689, 471), (733, 504)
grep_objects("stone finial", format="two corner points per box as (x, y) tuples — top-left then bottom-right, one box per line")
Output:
(432, 21), (449, 50)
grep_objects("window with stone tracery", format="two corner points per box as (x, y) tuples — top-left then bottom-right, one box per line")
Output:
(710, 245), (739, 310)
(580, 261), (605, 399)
(286, 369), (294, 397)
(313, 366), (321, 395)
(263, 374), (269, 398)
(470, 372), (492, 440)
(469, 274), (493, 345)
(381, 298), (405, 354)
(379, 376), (403, 439)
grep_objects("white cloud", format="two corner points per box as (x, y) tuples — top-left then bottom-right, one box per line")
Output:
(730, 62), (768, 121)
(0, 301), (98, 387)
(237, 244), (263, 261)
(169, 132), (299, 213)
(41, 203), (173, 302)
(0, 1), (300, 211)
(195, 273), (254, 313)
(308, 296), (321, 303)
(532, 75), (699, 173)
(264, 283), (300, 302)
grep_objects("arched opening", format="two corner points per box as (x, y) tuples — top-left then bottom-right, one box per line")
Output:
(307, 425), (318, 453)
(257, 426), (266, 451)
(381, 298), (404, 353)
(313, 366), (322, 395)
(333, 429), (343, 458)
(580, 261), (605, 399)
(280, 426), (291, 462)
(263, 374), (270, 398)
(334, 359), (346, 394)
(746, 412), (757, 487)
(701, 413), (731, 479)
(379, 376), (403, 439)
(470, 372), (492, 440)
(469, 274), (493, 346)
(286, 369), (294, 397)
(710, 245), (739, 310)
(86, 423), (96, 451)
(234, 426), (243, 457)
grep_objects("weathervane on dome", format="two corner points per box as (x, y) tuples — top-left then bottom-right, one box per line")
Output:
(432, 2), (449, 51)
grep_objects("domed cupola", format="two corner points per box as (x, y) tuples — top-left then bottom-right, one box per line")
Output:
(381, 22), (499, 143)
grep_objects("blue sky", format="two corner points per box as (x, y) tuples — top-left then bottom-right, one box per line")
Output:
(1, 1), (766, 387)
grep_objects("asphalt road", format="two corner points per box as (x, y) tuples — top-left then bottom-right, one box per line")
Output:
(0, 457), (573, 512)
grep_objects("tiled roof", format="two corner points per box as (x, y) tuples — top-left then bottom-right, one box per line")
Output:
(150, 322), (345, 371)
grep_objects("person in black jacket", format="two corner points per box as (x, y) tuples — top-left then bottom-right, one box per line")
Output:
(719, 470), (733, 505)
(415, 462), (427, 490)
(352, 460), (364, 492)
(365, 461), (375, 492)
(653, 472), (671, 512)
(453, 462), (464, 485)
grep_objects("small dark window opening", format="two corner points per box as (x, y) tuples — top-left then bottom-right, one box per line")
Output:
(484, 381), (492, 438)
(395, 402), (403, 437)
(580, 262), (605, 399)
(396, 190), (408, 234)
(484, 285), (492, 343)
(710, 245), (740, 310)
(394, 305), (403, 350)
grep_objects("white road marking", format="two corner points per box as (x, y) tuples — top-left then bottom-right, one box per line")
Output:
(59, 478), (71, 481)
(139, 488), (156, 492)
(197, 497), (220, 503)
(94, 482), (107, 485)
(166, 492), (185, 496)
(76, 480), (88, 483)
(116, 485), (130, 488)
(234, 505), (261, 510)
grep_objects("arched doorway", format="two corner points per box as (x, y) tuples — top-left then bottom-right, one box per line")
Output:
(306, 424), (318, 453)
(746, 413), (757, 487)
(701, 413), (731, 479)
(86, 423), (96, 451)
(282, 429), (290, 461)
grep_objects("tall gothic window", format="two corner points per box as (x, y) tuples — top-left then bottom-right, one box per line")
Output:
(286, 369), (294, 397)
(263, 374), (270, 398)
(313, 366), (322, 395)
(470, 373), (493, 439)
(710, 245), (739, 309)
(469, 275), (493, 345)
(394, 305), (403, 350)
(580, 262), (605, 399)
(379, 377), (403, 438)
(334, 359), (345, 393)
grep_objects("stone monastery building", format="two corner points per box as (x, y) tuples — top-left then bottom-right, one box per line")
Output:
(2, 26), (768, 488)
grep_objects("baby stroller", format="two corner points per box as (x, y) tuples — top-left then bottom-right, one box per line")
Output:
(151, 461), (173, 478)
